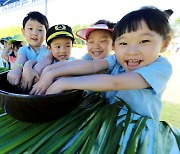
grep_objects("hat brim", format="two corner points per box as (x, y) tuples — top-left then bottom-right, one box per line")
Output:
(8, 39), (22, 44)
(8, 36), (26, 44)
(76, 27), (113, 41)
(47, 34), (74, 45)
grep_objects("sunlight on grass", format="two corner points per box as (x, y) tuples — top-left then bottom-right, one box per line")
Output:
(160, 52), (180, 128)
(161, 100), (180, 128)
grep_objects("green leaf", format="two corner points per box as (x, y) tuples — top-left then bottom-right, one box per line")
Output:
(125, 117), (148, 154)
(103, 122), (123, 154)
(91, 103), (120, 154)
(63, 106), (105, 154)
(79, 123), (100, 154)
(0, 123), (48, 153)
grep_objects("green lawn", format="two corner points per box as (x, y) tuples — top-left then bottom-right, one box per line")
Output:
(160, 53), (180, 129)
(161, 100), (180, 128)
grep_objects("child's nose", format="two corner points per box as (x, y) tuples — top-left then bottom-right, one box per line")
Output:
(93, 42), (101, 49)
(59, 47), (66, 53)
(127, 45), (138, 54)
(32, 30), (38, 35)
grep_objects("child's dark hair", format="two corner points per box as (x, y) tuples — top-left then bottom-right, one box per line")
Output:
(94, 19), (116, 29)
(23, 11), (49, 31)
(10, 41), (23, 57)
(113, 6), (171, 42)
(164, 9), (173, 18)
(94, 19), (116, 39)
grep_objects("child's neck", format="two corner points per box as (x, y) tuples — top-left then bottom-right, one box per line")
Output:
(29, 44), (42, 52)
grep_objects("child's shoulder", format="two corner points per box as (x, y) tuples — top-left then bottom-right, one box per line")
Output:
(19, 45), (28, 49)
(155, 56), (172, 67)
(18, 45), (30, 52)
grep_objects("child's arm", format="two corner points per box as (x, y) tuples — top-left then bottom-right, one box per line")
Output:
(7, 53), (27, 85)
(46, 72), (149, 95)
(1, 44), (12, 61)
(20, 60), (39, 89)
(20, 53), (53, 89)
(40, 59), (81, 77)
(30, 59), (108, 95)
(33, 53), (53, 75)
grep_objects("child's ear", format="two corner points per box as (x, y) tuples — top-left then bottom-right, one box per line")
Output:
(47, 45), (51, 50)
(161, 36), (171, 53)
(21, 28), (25, 37)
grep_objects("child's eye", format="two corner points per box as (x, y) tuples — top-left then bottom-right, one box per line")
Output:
(38, 29), (43, 32)
(100, 39), (107, 43)
(28, 27), (32, 30)
(140, 40), (150, 44)
(54, 45), (60, 48)
(119, 42), (127, 46)
(66, 45), (71, 48)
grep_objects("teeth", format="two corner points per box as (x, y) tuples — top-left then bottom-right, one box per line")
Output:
(128, 59), (139, 62)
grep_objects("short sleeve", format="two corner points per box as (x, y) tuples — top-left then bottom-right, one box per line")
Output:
(104, 54), (117, 71)
(68, 57), (76, 61)
(134, 57), (172, 94)
(17, 46), (27, 56)
(81, 53), (93, 60)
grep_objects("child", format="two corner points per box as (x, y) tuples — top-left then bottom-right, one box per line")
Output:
(77, 19), (115, 60)
(1, 35), (26, 69)
(30, 20), (115, 94)
(0, 36), (12, 64)
(21, 24), (75, 90)
(32, 6), (172, 121)
(7, 11), (49, 86)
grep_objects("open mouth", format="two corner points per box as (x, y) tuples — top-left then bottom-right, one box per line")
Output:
(126, 59), (142, 67)
(92, 51), (103, 56)
(31, 38), (38, 41)
(58, 55), (67, 59)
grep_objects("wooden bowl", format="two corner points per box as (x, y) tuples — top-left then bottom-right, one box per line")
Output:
(0, 71), (83, 123)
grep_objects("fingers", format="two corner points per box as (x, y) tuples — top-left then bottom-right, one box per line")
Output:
(34, 71), (40, 80)
(20, 80), (33, 90)
(7, 74), (19, 86)
(30, 83), (44, 95)
(33, 73), (40, 84)
(36, 88), (46, 95)
(30, 87), (45, 95)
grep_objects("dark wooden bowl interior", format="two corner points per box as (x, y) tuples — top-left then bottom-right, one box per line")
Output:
(0, 71), (83, 122)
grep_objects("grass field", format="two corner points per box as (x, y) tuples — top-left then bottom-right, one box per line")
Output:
(161, 52), (180, 128)
(161, 101), (180, 128)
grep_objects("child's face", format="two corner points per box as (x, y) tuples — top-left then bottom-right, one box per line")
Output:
(114, 20), (170, 72)
(3, 41), (8, 49)
(87, 30), (113, 60)
(48, 37), (73, 61)
(21, 19), (46, 51)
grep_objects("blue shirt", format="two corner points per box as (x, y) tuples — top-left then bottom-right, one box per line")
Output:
(81, 53), (93, 60)
(105, 54), (172, 120)
(18, 45), (50, 61)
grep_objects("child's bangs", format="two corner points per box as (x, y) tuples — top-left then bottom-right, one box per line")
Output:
(113, 14), (143, 41)
(113, 7), (170, 41)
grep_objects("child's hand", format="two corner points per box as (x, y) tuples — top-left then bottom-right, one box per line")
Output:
(29, 74), (54, 95)
(45, 77), (74, 95)
(45, 79), (64, 95)
(21, 66), (40, 90)
(7, 68), (22, 85)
